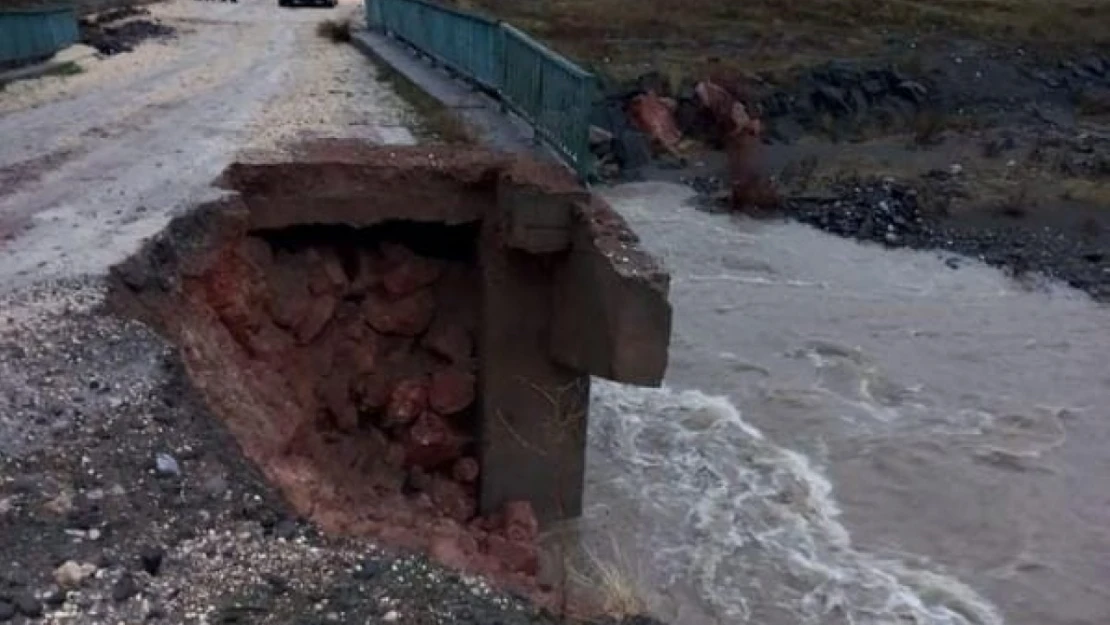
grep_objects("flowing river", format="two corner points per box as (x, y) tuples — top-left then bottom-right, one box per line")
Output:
(574, 182), (1110, 625)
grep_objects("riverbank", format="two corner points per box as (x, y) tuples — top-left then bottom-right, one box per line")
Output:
(452, 0), (1110, 302)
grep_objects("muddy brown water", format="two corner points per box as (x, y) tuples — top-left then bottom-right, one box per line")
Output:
(572, 182), (1110, 625)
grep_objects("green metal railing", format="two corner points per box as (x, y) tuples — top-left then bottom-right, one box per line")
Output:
(366, 0), (595, 179)
(0, 7), (80, 66)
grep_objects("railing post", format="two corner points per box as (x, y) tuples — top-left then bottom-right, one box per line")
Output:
(375, 0), (595, 181)
(577, 76), (597, 181)
(532, 67), (544, 146)
(496, 24), (509, 114)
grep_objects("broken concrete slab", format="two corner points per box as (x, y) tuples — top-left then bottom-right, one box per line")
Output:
(115, 142), (672, 540)
(549, 206), (672, 386)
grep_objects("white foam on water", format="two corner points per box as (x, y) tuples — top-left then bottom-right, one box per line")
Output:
(584, 380), (1004, 625)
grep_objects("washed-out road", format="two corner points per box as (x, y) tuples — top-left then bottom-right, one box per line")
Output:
(0, 3), (601, 624)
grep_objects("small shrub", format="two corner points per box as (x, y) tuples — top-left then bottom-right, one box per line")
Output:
(45, 61), (84, 78)
(567, 536), (649, 620)
(316, 18), (351, 44)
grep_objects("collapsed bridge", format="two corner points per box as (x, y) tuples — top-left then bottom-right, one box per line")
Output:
(111, 142), (671, 589)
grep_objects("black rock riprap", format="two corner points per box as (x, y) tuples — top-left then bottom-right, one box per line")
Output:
(782, 178), (1110, 301)
(760, 61), (935, 142)
(785, 179), (930, 247)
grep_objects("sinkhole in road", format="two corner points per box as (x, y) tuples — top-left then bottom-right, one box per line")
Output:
(108, 142), (672, 609)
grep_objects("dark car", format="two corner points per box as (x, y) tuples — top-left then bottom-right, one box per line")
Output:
(278, 0), (338, 7)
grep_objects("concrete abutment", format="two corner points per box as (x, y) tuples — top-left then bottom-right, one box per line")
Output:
(110, 141), (671, 594)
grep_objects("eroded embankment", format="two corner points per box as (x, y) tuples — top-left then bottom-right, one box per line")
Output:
(108, 141), (671, 610)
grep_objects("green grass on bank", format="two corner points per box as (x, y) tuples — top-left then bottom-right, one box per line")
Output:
(452, 0), (1110, 79)
(0, 60), (82, 93)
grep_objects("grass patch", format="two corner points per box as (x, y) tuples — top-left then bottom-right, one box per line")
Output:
(43, 61), (84, 78)
(452, 0), (1110, 78)
(369, 59), (474, 144)
(0, 60), (83, 92)
(316, 18), (352, 44)
(1059, 178), (1110, 206)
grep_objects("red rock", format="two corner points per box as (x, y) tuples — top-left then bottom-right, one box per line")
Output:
(402, 411), (464, 469)
(236, 237), (273, 272)
(695, 80), (752, 136)
(384, 378), (428, 427)
(353, 371), (390, 412)
(422, 321), (473, 364)
(202, 250), (264, 345)
(242, 321), (294, 360)
(295, 293), (338, 343)
(267, 258), (311, 331)
(467, 515), (495, 534)
(278, 355), (318, 409)
(628, 93), (683, 156)
(429, 532), (478, 571)
(321, 250), (348, 290)
(306, 249), (348, 296)
(381, 244), (443, 296)
(349, 249), (384, 294)
(500, 500), (539, 542)
(484, 534), (539, 576)
(405, 466), (433, 492)
(269, 294), (307, 331)
(363, 289), (435, 336)
(429, 476), (477, 522)
(726, 120), (779, 212)
(451, 457), (479, 483)
(429, 369), (476, 415)
(319, 376), (358, 432)
(385, 442), (406, 469)
(335, 335), (379, 376)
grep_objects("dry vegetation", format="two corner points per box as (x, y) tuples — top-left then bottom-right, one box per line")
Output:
(565, 535), (649, 620)
(368, 57), (475, 144)
(316, 18), (352, 44)
(455, 0), (1110, 78)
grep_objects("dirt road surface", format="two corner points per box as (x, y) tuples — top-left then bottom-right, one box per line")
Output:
(0, 0), (414, 294)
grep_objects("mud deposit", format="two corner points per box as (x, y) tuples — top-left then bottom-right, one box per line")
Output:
(108, 142), (670, 611)
(80, 8), (176, 56)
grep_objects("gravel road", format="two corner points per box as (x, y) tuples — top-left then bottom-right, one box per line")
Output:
(0, 0), (414, 293)
(0, 5), (620, 624)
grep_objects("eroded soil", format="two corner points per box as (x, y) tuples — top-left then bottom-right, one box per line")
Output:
(0, 282), (591, 625)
